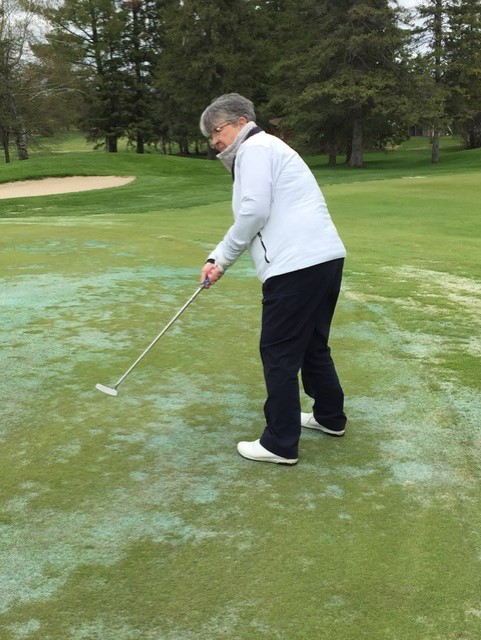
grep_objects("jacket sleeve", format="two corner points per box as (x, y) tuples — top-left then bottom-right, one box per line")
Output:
(209, 144), (273, 271)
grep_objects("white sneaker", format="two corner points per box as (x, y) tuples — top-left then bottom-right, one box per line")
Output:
(301, 412), (345, 437)
(237, 439), (298, 465)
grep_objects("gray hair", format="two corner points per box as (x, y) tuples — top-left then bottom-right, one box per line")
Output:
(199, 93), (256, 137)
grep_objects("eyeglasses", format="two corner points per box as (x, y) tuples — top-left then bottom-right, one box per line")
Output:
(211, 122), (232, 138)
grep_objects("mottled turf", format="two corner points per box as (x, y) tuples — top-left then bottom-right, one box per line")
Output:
(1, 166), (481, 639)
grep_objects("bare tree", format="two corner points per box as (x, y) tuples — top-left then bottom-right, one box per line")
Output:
(0, 0), (80, 162)
(0, 0), (39, 161)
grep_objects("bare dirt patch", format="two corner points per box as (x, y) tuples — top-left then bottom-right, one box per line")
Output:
(0, 176), (135, 199)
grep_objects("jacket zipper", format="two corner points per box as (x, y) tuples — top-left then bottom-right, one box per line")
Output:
(257, 232), (270, 263)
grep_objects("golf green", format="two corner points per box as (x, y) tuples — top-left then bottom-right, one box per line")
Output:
(1, 142), (480, 639)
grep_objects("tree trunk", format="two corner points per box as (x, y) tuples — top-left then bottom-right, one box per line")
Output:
(15, 130), (29, 160)
(206, 146), (217, 160)
(431, 0), (443, 164)
(178, 138), (190, 155)
(106, 136), (118, 152)
(327, 143), (337, 167)
(349, 112), (364, 167)
(136, 133), (144, 154)
(431, 129), (440, 163)
(1, 128), (11, 163)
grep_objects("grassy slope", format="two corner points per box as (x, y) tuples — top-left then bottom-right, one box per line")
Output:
(1, 136), (481, 639)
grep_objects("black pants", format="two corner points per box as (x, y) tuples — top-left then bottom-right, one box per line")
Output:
(259, 259), (346, 459)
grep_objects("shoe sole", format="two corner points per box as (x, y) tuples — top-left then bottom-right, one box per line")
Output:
(237, 449), (298, 465)
(238, 453), (298, 465)
(301, 418), (345, 437)
(314, 426), (345, 437)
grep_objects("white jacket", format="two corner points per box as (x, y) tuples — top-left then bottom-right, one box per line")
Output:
(209, 131), (346, 283)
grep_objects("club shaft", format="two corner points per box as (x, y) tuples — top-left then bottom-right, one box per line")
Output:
(113, 284), (205, 389)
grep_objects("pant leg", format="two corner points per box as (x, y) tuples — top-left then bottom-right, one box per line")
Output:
(259, 259), (345, 458)
(301, 260), (347, 431)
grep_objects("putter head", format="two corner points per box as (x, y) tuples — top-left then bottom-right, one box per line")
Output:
(95, 383), (118, 397)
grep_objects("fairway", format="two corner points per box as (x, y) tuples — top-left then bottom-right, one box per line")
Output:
(1, 141), (481, 639)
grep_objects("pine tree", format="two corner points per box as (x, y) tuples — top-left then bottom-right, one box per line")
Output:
(445, 0), (481, 148)
(152, 0), (273, 154)
(120, 0), (175, 153)
(267, 0), (411, 166)
(42, 0), (128, 152)
(412, 0), (451, 163)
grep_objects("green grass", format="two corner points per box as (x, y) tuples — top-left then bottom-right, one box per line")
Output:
(1, 133), (479, 218)
(0, 150), (232, 218)
(1, 134), (481, 639)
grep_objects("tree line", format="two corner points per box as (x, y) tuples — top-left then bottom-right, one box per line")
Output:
(1, 0), (481, 166)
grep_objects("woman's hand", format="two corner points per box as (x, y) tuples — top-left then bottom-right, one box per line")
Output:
(200, 262), (224, 288)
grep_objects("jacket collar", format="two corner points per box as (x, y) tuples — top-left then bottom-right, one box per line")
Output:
(216, 121), (263, 178)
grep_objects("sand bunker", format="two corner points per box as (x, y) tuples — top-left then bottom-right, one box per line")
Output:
(0, 175), (135, 199)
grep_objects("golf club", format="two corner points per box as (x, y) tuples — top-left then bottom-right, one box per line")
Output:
(95, 278), (209, 396)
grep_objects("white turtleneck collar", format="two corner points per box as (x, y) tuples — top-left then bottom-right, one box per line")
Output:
(216, 121), (260, 173)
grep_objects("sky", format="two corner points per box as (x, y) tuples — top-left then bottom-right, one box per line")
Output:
(392, 0), (422, 12)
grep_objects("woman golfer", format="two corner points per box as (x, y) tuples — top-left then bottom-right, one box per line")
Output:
(199, 93), (347, 465)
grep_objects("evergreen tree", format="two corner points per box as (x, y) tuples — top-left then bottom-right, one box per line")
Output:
(42, 0), (128, 151)
(152, 0), (273, 154)
(445, 0), (481, 148)
(412, 0), (450, 163)
(267, 0), (411, 166)
(121, 0), (175, 154)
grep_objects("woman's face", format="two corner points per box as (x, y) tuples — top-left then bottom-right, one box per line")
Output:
(210, 117), (247, 152)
